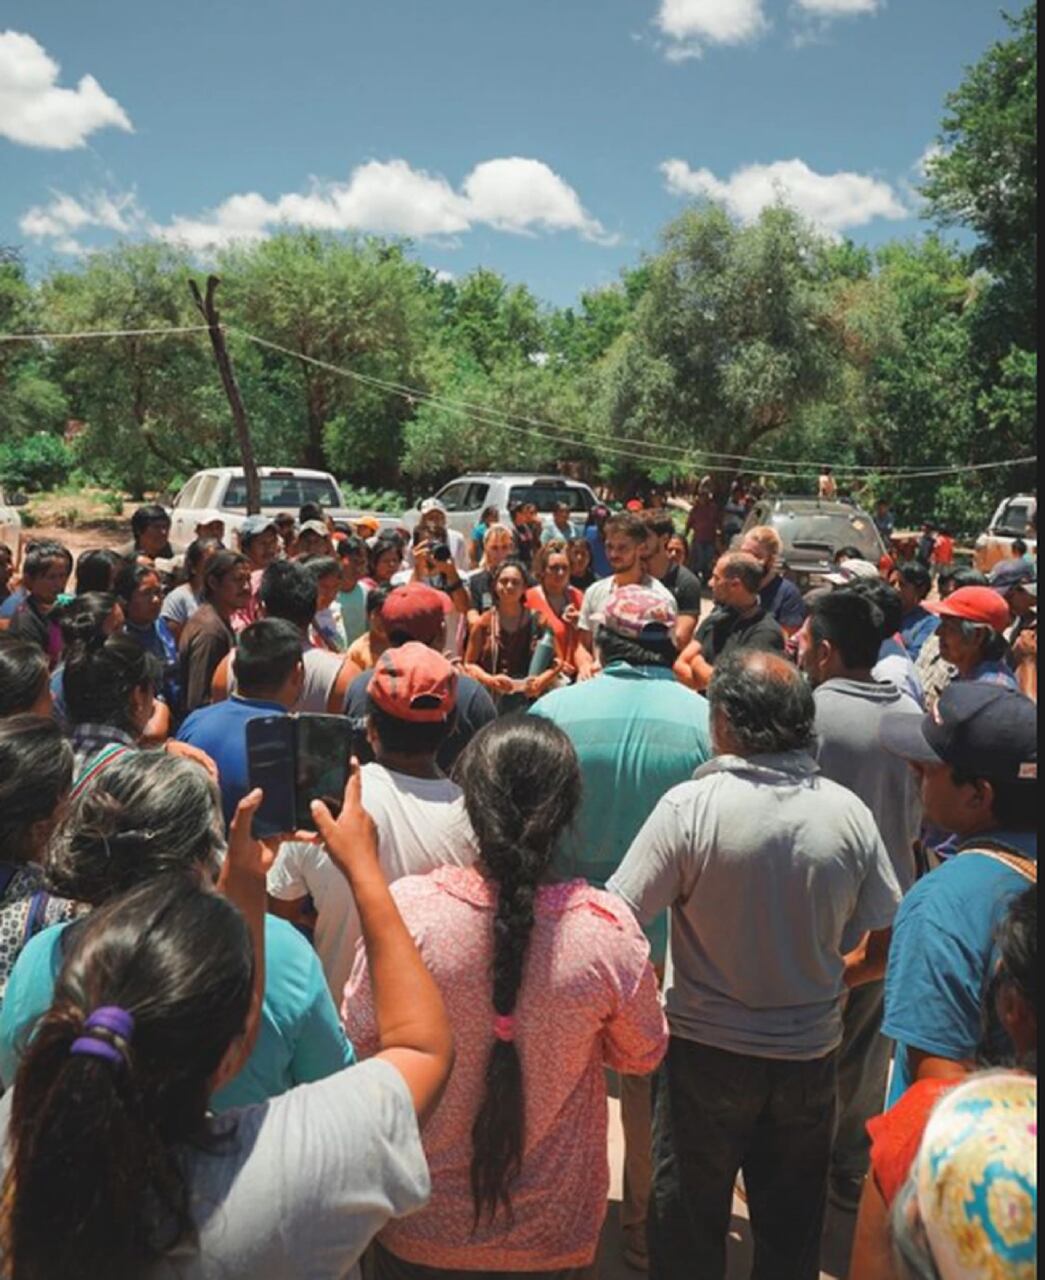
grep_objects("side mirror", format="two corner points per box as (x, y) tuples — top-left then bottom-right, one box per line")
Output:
(9, 492), (28, 507)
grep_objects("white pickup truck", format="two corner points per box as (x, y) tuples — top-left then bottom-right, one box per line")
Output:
(0, 486), (26, 556)
(166, 467), (402, 551)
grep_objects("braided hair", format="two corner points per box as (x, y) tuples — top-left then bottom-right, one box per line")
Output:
(454, 715), (581, 1226)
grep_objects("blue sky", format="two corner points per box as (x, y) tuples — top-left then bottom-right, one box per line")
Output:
(0, 1), (1013, 307)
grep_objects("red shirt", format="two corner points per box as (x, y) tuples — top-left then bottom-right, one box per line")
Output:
(686, 501), (720, 544)
(526, 585), (583, 666)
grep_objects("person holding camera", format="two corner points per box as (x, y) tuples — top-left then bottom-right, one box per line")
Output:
(410, 523), (470, 658)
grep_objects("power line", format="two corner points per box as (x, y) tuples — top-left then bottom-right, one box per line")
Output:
(235, 329), (1037, 483)
(0, 323), (1036, 482)
(0, 326), (214, 343)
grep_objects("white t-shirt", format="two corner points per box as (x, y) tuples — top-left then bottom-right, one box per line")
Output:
(1, 1059), (429, 1279)
(269, 763), (477, 999)
(160, 583), (204, 629)
(578, 574), (675, 635)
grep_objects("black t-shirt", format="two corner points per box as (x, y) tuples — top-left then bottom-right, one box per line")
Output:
(469, 570), (495, 615)
(660, 563), (703, 618)
(695, 606), (786, 666)
(345, 665), (497, 773)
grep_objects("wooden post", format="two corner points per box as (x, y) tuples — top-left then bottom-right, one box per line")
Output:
(189, 275), (261, 515)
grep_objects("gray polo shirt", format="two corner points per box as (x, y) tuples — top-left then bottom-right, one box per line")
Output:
(608, 751), (902, 1061)
(813, 677), (923, 893)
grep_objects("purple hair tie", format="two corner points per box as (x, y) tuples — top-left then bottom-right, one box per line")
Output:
(70, 1005), (135, 1068)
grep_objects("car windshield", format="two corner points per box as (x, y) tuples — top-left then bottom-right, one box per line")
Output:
(994, 502), (1033, 537)
(508, 485), (590, 514)
(775, 510), (882, 560)
(223, 477), (341, 510)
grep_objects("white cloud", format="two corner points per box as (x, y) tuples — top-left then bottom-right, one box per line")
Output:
(462, 158), (613, 242)
(661, 156), (909, 235)
(19, 190), (148, 255)
(795, 0), (880, 12)
(0, 30), (132, 149)
(20, 157), (611, 256)
(656, 0), (767, 58)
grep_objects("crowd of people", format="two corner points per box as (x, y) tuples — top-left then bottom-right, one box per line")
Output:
(0, 487), (1037, 1280)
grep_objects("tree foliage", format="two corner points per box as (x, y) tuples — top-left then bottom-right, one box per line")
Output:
(3, 9), (1036, 537)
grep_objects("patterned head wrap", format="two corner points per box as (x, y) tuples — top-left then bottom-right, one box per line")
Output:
(913, 1072), (1037, 1280)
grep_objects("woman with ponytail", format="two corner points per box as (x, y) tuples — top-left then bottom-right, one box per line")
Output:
(0, 765), (452, 1279)
(344, 716), (667, 1278)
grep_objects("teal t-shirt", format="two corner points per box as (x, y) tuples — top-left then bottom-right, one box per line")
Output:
(531, 663), (712, 964)
(0, 913), (354, 1109)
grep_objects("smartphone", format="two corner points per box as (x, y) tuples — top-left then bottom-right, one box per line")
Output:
(246, 714), (352, 836)
(245, 716), (297, 837)
(294, 714), (353, 832)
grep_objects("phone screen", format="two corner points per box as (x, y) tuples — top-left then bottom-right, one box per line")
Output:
(294, 715), (352, 832)
(246, 716), (297, 838)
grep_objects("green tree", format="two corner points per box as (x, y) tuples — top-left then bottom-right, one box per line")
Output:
(0, 251), (68, 440)
(922, 4), (1037, 350)
(443, 269), (546, 374)
(40, 242), (225, 496)
(219, 232), (437, 485)
(592, 204), (844, 488)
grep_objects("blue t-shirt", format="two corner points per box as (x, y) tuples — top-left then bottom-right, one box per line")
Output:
(584, 527), (612, 579)
(531, 663), (712, 963)
(177, 695), (287, 826)
(0, 589), (27, 621)
(899, 606), (940, 663)
(760, 575), (807, 630)
(882, 830), (1036, 1106)
(0, 914), (354, 1109)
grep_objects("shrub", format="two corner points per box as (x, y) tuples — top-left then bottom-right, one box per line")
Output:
(0, 433), (73, 493)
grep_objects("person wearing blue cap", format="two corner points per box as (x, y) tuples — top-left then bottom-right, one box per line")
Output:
(878, 682), (1037, 1108)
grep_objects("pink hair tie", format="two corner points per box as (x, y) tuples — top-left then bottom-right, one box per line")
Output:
(493, 1014), (516, 1043)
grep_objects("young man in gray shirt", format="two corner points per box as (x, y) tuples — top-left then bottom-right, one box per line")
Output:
(608, 651), (901, 1280)
(798, 588), (922, 1212)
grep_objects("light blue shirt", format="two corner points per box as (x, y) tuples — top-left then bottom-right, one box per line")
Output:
(0, 914), (354, 1109)
(531, 663), (712, 963)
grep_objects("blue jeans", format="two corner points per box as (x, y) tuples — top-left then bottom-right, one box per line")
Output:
(688, 541), (717, 586)
(648, 1037), (837, 1280)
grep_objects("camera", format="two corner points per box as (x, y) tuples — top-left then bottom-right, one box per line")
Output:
(430, 540), (453, 564)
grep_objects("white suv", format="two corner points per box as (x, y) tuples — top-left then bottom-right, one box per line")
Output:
(404, 473), (598, 539)
(0, 487), (25, 556)
(166, 467), (401, 551)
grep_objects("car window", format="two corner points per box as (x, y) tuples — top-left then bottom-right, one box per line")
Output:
(463, 482), (491, 512)
(195, 476), (220, 510)
(435, 482), (470, 513)
(223, 477), (341, 510)
(509, 484), (590, 514)
(175, 476), (202, 509)
(994, 500), (1032, 537)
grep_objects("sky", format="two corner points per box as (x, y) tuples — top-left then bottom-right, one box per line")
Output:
(0, 0), (1015, 308)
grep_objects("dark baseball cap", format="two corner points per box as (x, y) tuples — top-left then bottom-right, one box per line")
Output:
(990, 558), (1037, 595)
(880, 682), (1037, 783)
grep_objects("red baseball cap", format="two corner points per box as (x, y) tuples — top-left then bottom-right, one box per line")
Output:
(932, 586), (1011, 633)
(369, 642), (458, 723)
(380, 582), (451, 645)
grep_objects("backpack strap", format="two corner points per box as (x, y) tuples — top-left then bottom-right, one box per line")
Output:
(70, 743), (135, 799)
(960, 845), (1038, 884)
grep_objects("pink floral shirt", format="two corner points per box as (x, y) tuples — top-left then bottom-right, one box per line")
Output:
(343, 866), (667, 1271)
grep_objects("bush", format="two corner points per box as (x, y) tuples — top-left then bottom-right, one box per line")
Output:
(0, 433), (73, 493)
(338, 484), (407, 515)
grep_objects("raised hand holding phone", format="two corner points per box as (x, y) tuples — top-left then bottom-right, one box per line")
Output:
(309, 757), (381, 889)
